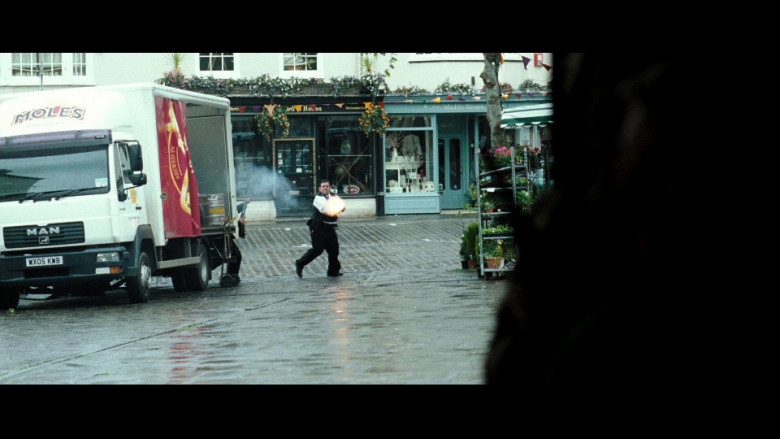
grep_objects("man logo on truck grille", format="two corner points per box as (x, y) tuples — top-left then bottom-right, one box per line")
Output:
(27, 227), (60, 236)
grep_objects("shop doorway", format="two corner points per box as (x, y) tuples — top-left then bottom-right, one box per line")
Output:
(438, 135), (468, 209)
(273, 138), (315, 217)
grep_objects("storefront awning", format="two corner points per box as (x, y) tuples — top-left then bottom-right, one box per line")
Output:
(501, 103), (553, 128)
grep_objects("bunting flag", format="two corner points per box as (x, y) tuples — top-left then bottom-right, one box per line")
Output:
(264, 104), (276, 115)
(431, 97), (441, 103)
(335, 103), (344, 108)
(522, 56), (531, 70)
(458, 97), (466, 101)
(542, 63), (552, 71)
(501, 93), (509, 99)
(377, 102), (385, 108)
(473, 96), (481, 101)
(404, 100), (413, 104)
(541, 91), (547, 96)
(309, 104), (317, 110)
(237, 106), (246, 113)
(293, 105), (302, 112)
(252, 106), (260, 112)
(363, 102), (372, 108)
(446, 94), (454, 100)
(515, 94), (523, 99)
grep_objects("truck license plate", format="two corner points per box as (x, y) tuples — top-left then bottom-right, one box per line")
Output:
(25, 256), (63, 267)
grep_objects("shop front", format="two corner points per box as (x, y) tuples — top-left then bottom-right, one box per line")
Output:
(226, 92), (552, 220)
(229, 96), (382, 220)
(381, 94), (552, 215)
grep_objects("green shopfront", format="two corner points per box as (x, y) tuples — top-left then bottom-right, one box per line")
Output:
(380, 94), (552, 215)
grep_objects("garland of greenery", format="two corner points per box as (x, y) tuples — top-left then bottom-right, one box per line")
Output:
(358, 104), (390, 137)
(255, 105), (290, 141)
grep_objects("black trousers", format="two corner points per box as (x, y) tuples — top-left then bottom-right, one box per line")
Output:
(227, 238), (242, 275)
(298, 226), (341, 275)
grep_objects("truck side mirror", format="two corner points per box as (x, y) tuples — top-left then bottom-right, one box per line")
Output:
(129, 173), (147, 186)
(127, 142), (143, 172)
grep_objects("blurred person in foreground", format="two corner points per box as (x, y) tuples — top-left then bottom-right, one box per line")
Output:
(484, 53), (737, 392)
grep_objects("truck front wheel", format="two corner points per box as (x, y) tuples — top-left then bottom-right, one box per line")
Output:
(0, 289), (20, 310)
(127, 251), (152, 303)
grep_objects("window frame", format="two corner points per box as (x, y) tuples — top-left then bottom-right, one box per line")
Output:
(197, 53), (236, 78)
(279, 53), (323, 79)
(0, 53), (93, 86)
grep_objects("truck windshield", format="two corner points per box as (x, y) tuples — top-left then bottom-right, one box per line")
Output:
(0, 145), (110, 202)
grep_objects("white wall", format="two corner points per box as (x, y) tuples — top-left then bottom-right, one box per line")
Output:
(1, 53), (552, 94)
(382, 53), (553, 93)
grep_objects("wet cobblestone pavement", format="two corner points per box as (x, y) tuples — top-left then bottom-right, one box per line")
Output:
(1, 213), (511, 384)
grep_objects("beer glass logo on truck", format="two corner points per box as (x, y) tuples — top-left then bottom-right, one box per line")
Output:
(155, 97), (201, 237)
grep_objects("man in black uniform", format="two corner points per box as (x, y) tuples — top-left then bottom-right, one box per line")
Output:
(295, 179), (345, 278)
(224, 198), (249, 286)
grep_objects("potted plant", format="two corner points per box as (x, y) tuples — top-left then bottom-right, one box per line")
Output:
(516, 190), (532, 214)
(460, 223), (479, 269)
(483, 240), (504, 269)
(481, 197), (495, 213)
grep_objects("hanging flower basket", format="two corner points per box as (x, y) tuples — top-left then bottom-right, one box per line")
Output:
(255, 104), (290, 142)
(359, 103), (390, 137)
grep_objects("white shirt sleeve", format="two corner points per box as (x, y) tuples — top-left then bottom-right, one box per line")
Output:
(313, 195), (326, 212)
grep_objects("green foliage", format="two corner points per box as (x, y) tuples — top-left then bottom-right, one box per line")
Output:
(481, 239), (504, 258)
(518, 79), (542, 91)
(434, 78), (473, 94)
(460, 223), (479, 260)
(482, 225), (514, 236)
(158, 71), (388, 98)
(358, 104), (390, 137)
(392, 85), (430, 96)
(255, 105), (290, 141)
(516, 190), (532, 212)
(360, 53), (397, 77)
(165, 53), (185, 72)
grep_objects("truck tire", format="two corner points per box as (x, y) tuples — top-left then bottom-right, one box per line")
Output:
(184, 243), (210, 291)
(127, 251), (152, 303)
(0, 289), (20, 310)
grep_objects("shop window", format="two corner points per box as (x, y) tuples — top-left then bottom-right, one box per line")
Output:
(288, 116), (313, 137)
(385, 130), (434, 194)
(231, 115), (273, 200)
(320, 115), (373, 196)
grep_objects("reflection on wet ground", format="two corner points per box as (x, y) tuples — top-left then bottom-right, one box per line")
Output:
(1, 215), (508, 384)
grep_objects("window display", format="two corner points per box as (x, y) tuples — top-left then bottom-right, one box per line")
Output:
(231, 116), (273, 200)
(385, 131), (433, 194)
(321, 115), (374, 196)
(385, 116), (433, 195)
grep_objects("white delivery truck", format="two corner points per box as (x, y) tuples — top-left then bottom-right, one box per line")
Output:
(0, 83), (242, 309)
